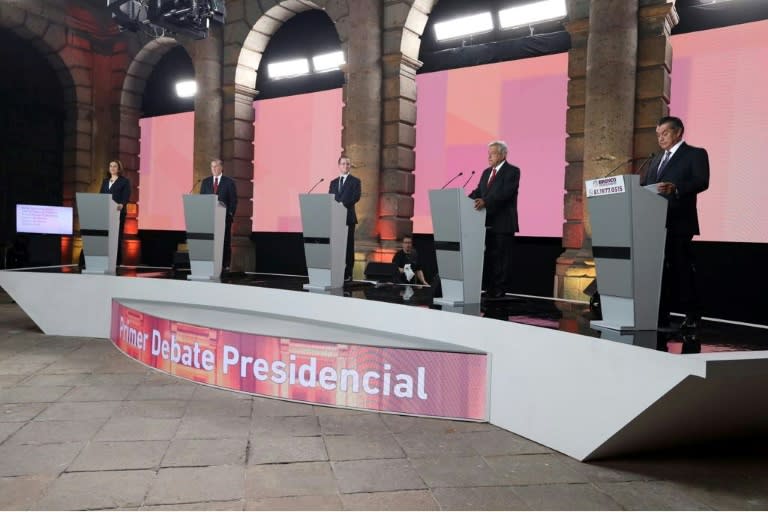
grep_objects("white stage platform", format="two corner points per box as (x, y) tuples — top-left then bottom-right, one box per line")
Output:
(2, 268), (768, 461)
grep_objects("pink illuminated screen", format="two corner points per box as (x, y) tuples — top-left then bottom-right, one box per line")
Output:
(668, 22), (768, 243)
(413, 53), (567, 235)
(111, 301), (488, 420)
(136, 20), (768, 242)
(137, 112), (194, 230)
(252, 89), (343, 231)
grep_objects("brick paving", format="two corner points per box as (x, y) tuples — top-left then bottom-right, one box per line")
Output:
(1, 295), (767, 510)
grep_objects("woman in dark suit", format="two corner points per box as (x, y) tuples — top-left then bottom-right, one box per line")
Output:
(99, 159), (131, 266)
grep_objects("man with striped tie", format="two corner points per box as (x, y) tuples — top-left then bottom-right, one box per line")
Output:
(641, 116), (710, 329)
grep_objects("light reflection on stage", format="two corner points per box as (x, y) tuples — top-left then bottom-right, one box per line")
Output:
(16, 265), (768, 354)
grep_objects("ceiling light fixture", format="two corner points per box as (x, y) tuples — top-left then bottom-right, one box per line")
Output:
(175, 80), (197, 98)
(268, 58), (311, 80)
(434, 12), (494, 41)
(312, 51), (345, 73)
(499, 0), (567, 30)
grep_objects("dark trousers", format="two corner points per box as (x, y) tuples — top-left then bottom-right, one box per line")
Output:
(223, 216), (233, 269)
(345, 224), (355, 279)
(117, 211), (126, 266)
(660, 232), (699, 319)
(483, 230), (515, 293)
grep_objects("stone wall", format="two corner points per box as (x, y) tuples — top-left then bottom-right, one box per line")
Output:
(3, 0), (682, 289)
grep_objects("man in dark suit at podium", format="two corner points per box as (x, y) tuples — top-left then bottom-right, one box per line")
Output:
(200, 159), (237, 270)
(640, 116), (710, 329)
(329, 155), (361, 281)
(469, 141), (521, 298)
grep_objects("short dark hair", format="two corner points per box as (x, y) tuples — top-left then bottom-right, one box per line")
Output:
(338, 155), (350, 164)
(402, 235), (413, 242)
(658, 116), (685, 136)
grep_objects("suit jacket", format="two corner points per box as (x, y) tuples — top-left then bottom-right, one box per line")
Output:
(200, 174), (238, 218)
(468, 161), (520, 233)
(640, 142), (709, 236)
(99, 175), (131, 217)
(329, 174), (361, 225)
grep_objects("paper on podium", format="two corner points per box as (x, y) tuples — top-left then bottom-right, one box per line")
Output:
(643, 183), (660, 193)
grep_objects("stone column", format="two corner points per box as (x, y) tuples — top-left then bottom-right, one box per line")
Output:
(194, 24), (256, 271)
(556, 0), (639, 300)
(111, 36), (147, 267)
(115, 104), (142, 264)
(377, 0), (431, 262)
(635, 1), (679, 157)
(378, 54), (420, 261)
(63, 102), (95, 264)
(342, 0), (382, 278)
(192, 26), (223, 183)
(221, 83), (257, 273)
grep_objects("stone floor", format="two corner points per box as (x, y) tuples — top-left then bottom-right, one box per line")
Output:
(1, 295), (767, 510)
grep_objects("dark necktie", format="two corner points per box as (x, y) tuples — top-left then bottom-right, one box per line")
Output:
(214, 176), (219, 193)
(340, 176), (345, 191)
(656, 151), (670, 180)
(487, 167), (498, 188)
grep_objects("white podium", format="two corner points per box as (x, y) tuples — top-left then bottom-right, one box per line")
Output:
(183, 194), (226, 282)
(586, 174), (667, 331)
(76, 192), (120, 275)
(299, 194), (347, 291)
(429, 188), (486, 306)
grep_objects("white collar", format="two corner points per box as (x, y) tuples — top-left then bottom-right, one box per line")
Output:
(666, 140), (684, 157)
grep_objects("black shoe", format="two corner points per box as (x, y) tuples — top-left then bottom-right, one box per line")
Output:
(344, 275), (352, 282)
(680, 315), (700, 330)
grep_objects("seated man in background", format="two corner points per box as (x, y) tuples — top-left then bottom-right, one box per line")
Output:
(392, 235), (429, 286)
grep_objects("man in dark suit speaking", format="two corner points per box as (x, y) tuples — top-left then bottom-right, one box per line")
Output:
(469, 141), (521, 298)
(328, 155), (361, 281)
(200, 159), (237, 270)
(640, 116), (710, 329)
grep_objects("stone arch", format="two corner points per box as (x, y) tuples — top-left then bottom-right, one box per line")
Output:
(114, 36), (189, 264)
(377, 0), (438, 258)
(221, 0), (350, 271)
(0, 2), (94, 262)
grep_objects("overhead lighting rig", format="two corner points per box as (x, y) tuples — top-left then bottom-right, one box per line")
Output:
(107, 0), (226, 40)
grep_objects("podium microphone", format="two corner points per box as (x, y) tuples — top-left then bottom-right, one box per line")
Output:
(307, 177), (325, 194)
(461, 170), (475, 188)
(634, 152), (656, 177)
(440, 171), (463, 189)
(188, 178), (202, 194)
(602, 157), (633, 179)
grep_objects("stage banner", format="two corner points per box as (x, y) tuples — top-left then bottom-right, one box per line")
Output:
(111, 300), (488, 421)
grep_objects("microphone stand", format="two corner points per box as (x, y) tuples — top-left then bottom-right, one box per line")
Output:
(307, 177), (325, 194)
(634, 153), (656, 178)
(461, 171), (475, 188)
(440, 171), (463, 189)
(602, 157), (633, 179)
